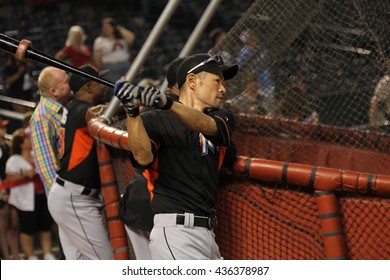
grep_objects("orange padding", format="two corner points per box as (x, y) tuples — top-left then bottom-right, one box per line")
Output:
(0, 178), (33, 190)
(87, 118), (390, 198)
(89, 118), (129, 150)
(315, 191), (346, 259)
(233, 156), (390, 198)
(96, 142), (129, 260)
(234, 133), (389, 175)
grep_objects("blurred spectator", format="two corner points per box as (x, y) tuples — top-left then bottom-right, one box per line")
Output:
(0, 119), (10, 182)
(237, 30), (275, 114)
(138, 78), (161, 88)
(30, 67), (72, 195)
(93, 17), (135, 83)
(55, 25), (91, 68)
(209, 28), (226, 47)
(2, 55), (35, 113)
(369, 58), (390, 131)
(272, 75), (318, 123)
(6, 128), (55, 260)
(209, 28), (232, 62)
(29, 67), (72, 260)
(0, 119), (20, 259)
(227, 80), (266, 115)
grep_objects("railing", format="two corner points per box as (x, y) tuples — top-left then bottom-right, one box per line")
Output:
(88, 117), (390, 259)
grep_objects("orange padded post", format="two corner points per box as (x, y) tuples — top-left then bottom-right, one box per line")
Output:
(96, 142), (129, 260)
(315, 191), (347, 259)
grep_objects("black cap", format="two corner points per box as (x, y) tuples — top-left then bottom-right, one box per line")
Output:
(177, 53), (238, 89)
(166, 57), (186, 87)
(69, 64), (109, 94)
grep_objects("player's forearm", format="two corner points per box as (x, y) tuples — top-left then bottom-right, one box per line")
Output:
(170, 102), (218, 136)
(126, 115), (153, 166)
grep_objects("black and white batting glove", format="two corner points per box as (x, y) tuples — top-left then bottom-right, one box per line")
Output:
(114, 78), (140, 117)
(139, 86), (174, 110)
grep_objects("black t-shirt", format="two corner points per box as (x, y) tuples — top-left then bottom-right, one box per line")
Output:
(3, 65), (33, 100)
(0, 143), (10, 181)
(133, 106), (235, 216)
(57, 100), (101, 189)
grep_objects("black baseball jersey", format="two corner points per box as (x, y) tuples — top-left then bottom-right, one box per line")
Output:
(133, 106), (235, 216)
(119, 93), (180, 230)
(57, 100), (101, 189)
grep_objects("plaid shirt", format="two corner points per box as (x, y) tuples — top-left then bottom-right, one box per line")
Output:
(29, 96), (63, 194)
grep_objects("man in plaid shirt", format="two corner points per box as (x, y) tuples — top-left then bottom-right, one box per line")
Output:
(29, 67), (72, 195)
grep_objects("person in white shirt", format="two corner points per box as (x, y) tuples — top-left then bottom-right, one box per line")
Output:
(6, 128), (55, 260)
(93, 17), (135, 100)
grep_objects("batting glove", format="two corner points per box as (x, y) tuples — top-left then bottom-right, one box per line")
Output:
(114, 78), (140, 117)
(139, 86), (174, 110)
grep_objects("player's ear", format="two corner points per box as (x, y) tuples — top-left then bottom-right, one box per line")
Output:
(84, 82), (94, 94)
(186, 73), (197, 90)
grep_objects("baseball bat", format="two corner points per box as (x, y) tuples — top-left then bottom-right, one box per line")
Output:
(0, 33), (115, 88)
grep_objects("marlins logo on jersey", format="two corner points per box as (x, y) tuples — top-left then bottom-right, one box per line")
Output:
(200, 133), (219, 156)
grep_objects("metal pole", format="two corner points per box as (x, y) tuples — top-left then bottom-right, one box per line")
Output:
(102, 0), (182, 123)
(159, 0), (222, 93)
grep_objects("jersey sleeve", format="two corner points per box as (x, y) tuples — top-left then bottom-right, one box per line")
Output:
(128, 142), (158, 170)
(127, 111), (161, 169)
(141, 110), (162, 146)
(205, 108), (236, 146)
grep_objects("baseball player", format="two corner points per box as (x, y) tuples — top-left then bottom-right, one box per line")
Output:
(47, 65), (113, 260)
(114, 53), (238, 260)
(119, 57), (187, 260)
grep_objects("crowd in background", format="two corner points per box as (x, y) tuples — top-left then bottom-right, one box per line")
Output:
(0, 0), (250, 260)
(0, 0), (388, 260)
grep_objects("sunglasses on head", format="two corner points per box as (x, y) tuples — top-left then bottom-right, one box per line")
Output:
(187, 54), (224, 74)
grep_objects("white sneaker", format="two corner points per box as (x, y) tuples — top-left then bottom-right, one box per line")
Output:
(28, 255), (38, 260)
(44, 252), (56, 260)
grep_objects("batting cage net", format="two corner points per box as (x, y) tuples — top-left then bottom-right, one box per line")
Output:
(106, 0), (389, 259)
(211, 0), (389, 174)
(208, 0), (390, 259)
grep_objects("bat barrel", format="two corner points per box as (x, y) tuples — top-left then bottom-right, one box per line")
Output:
(0, 33), (19, 54)
(0, 33), (115, 88)
(25, 49), (115, 88)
